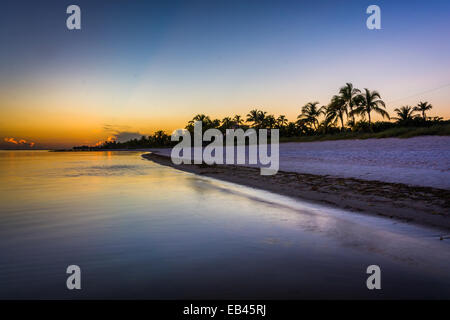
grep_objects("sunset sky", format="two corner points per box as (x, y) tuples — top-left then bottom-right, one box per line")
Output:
(1, 0), (450, 148)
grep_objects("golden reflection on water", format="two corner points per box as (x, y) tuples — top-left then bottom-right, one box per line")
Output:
(0, 150), (450, 299)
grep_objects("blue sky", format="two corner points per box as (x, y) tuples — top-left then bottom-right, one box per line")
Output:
(1, 0), (450, 147)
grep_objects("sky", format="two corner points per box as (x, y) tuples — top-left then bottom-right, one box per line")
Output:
(1, 0), (450, 148)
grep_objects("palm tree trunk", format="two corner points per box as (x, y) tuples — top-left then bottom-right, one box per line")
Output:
(350, 105), (355, 124)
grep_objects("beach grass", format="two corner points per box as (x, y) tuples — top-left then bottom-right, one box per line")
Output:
(279, 123), (450, 143)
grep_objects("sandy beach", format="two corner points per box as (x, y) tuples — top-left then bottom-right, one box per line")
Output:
(150, 136), (450, 189)
(142, 140), (450, 231)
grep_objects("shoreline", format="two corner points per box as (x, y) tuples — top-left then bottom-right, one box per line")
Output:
(142, 152), (450, 231)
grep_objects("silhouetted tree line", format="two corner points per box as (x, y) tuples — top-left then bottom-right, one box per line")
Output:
(74, 83), (447, 150)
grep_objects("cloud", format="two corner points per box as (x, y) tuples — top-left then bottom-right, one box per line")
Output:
(112, 131), (144, 142)
(102, 123), (147, 142)
(92, 131), (145, 147)
(4, 137), (18, 144)
(103, 124), (132, 133)
(90, 123), (148, 146)
(3, 137), (35, 148)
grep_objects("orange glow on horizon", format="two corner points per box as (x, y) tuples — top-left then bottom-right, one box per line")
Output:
(1, 78), (449, 149)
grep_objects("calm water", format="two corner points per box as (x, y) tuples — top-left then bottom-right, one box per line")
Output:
(0, 150), (449, 299)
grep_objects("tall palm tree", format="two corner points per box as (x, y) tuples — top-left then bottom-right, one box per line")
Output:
(257, 110), (267, 128)
(210, 119), (221, 129)
(246, 109), (260, 127)
(192, 114), (209, 122)
(186, 114), (212, 131)
(246, 109), (266, 128)
(221, 117), (234, 130)
(393, 106), (415, 123)
(233, 115), (244, 126)
(318, 115), (337, 134)
(352, 89), (389, 126)
(338, 83), (360, 124)
(413, 101), (432, 120)
(326, 96), (347, 129)
(263, 114), (276, 129)
(276, 115), (288, 129)
(297, 102), (324, 130)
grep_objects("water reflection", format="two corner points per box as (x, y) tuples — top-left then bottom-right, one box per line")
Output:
(0, 151), (449, 299)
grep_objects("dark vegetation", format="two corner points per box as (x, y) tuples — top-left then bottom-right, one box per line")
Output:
(73, 83), (448, 150)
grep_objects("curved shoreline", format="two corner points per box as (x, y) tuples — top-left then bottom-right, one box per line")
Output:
(142, 152), (450, 231)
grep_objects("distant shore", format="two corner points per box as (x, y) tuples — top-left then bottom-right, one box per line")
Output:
(142, 152), (450, 231)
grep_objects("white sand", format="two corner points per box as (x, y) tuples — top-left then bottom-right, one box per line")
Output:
(152, 136), (450, 190)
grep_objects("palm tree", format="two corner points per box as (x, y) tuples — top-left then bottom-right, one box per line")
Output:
(318, 114), (337, 134)
(210, 119), (221, 129)
(233, 115), (244, 126)
(186, 114), (212, 131)
(263, 114), (276, 129)
(246, 109), (260, 127)
(286, 122), (299, 136)
(326, 96), (347, 129)
(257, 111), (267, 128)
(393, 106), (415, 124)
(297, 102), (324, 130)
(276, 115), (288, 129)
(186, 114), (220, 131)
(413, 101), (432, 120)
(154, 130), (169, 145)
(221, 117), (234, 130)
(338, 83), (360, 124)
(192, 114), (210, 122)
(351, 89), (389, 126)
(246, 109), (266, 128)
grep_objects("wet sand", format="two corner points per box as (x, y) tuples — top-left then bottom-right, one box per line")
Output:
(142, 152), (450, 231)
